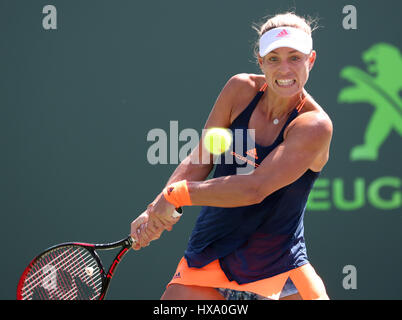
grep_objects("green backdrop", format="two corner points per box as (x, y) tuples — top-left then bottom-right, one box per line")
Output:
(1, 0), (401, 300)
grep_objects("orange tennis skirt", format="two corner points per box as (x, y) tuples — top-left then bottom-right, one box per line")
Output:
(167, 257), (328, 300)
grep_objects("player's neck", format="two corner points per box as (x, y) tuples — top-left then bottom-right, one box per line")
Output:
(260, 89), (305, 121)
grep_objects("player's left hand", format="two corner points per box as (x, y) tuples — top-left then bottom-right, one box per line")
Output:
(147, 192), (180, 231)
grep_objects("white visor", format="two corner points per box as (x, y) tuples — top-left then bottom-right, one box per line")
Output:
(259, 27), (313, 57)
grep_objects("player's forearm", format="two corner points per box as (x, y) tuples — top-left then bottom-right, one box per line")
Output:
(187, 174), (260, 207)
(165, 156), (213, 187)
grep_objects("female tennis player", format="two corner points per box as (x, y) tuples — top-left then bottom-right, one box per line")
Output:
(131, 12), (332, 300)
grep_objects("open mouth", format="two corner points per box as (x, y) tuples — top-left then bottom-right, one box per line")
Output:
(275, 79), (296, 88)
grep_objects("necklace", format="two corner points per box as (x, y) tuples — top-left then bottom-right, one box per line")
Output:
(272, 95), (307, 125)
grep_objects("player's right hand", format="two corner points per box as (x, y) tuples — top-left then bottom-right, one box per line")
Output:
(130, 211), (164, 250)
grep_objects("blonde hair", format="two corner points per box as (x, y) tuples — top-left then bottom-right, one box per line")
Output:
(253, 12), (319, 61)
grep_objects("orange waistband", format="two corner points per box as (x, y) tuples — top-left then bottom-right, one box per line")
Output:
(167, 257), (327, 300)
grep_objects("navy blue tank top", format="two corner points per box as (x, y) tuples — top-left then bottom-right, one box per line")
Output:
(184, 87), (320, 284)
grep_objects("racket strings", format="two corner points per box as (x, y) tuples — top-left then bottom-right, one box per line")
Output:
(22, 249), (87, 295)
(27, 247), (101, 300)
(44, 248), (101, 300)
(21, 246), (103, 300)
(23, 250), (96, 291)
(24, 249), (87, 285)
(22, 248), (84, 299)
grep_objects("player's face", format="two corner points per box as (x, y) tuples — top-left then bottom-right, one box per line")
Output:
(259, 47), (316, 97)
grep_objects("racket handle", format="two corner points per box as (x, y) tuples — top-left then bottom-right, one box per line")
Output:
(130, 208), (182, 244)
(172, 207), (183, 218)
(128, 236), (136, 246)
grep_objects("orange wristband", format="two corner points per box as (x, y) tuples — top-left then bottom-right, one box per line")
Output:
(163, 180), (192, 208)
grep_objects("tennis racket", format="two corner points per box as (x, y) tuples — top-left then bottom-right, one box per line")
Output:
(17, 208), (183, 300)
(16, 236), (134, 300)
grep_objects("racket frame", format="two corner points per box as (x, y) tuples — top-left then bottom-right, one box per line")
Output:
(17, 207), (183, 300)
(17, 236), (133, 300)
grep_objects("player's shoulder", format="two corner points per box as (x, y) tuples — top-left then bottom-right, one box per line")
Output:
(224, 73), (265, 94)
(223, 74), (265, 123)
(287, 94), (333, 140)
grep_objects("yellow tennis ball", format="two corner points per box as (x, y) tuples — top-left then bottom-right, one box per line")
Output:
(203, 127), (232, 155)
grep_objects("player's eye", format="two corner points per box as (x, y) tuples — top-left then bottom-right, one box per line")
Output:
(290, 55), (301, 62)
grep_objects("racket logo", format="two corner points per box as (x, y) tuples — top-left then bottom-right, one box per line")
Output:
(40, 261), (98, 300)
